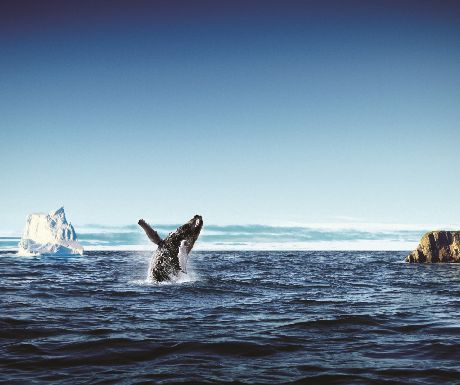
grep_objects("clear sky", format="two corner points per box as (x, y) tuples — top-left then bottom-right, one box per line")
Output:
(1, 0), (460, 232)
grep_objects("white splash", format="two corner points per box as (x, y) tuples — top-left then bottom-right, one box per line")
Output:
(144, 255), (198, 285)
(174, 265), (199, 283)
(17, 207), (84, 256)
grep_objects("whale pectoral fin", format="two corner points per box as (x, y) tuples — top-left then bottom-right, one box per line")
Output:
(138, 219), (163, 245)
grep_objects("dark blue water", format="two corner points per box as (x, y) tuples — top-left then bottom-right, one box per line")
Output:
(1, 251), (460, 384)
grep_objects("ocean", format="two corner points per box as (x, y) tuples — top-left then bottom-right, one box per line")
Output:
(1, 250), (460, 384)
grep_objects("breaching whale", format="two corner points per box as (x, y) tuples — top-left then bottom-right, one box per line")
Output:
(138, 215), (203, 282)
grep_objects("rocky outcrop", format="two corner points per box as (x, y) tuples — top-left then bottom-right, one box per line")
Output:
(406, 231), (460, 263)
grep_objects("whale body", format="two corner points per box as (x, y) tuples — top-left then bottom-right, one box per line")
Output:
(138, 215), (203, 282)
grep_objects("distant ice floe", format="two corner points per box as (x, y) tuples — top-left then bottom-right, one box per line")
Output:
(17, 207), (83, 256)
(4, 220), (460, 253)
(53, 222), (448, 251)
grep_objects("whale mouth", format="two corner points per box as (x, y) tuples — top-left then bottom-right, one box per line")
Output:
(161, 215), (203, 258)
(194, 215), (203, 228)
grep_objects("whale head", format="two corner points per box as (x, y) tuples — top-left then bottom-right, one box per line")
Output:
(178, 215), (203, 253)
(164, 214), (203, 254)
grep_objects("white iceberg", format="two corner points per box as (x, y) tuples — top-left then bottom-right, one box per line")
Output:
(17, 207), (84, 256)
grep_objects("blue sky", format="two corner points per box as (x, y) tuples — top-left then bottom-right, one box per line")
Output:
(1, 1), (460, 233)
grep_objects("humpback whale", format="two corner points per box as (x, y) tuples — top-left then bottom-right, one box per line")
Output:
(138, 215), (203, 282)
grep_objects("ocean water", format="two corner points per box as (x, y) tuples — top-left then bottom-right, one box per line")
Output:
(1, 250), (460, 384)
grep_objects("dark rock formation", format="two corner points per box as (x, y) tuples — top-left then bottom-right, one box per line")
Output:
(406, 231), (460, 263)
